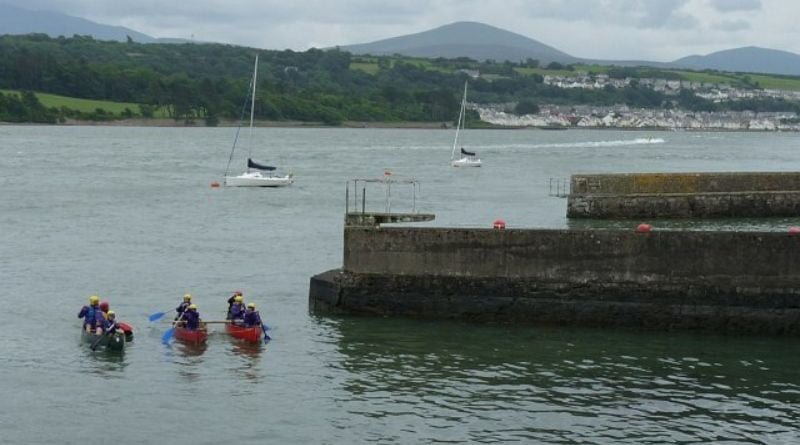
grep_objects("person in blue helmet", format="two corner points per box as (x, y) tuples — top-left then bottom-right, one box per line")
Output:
(228, 294), (246, 325)
(78, 295), (105, 334)
(181, 304), (201, 330)
(175, 293), (192, 320)
(242, 302), (262, 328)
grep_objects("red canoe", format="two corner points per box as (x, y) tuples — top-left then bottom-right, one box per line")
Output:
(225, 323), (262, 343)
(175, 323), (209, 344)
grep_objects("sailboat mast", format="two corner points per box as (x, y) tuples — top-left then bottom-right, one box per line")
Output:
(451, 81), (468, 160)
(246, 54), (259, 170)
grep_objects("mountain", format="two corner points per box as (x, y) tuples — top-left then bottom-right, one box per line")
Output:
(673, 46), (800, 76)
(340, 21), (577, 64)
(342, 21), (800, 77)
(0, 4), (184, 43)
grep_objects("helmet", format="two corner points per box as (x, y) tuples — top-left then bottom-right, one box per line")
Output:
(183, 293), (192, 301)
(89, 295), (100, 304)
(99, 301), (109, 312)
(234, 290), (242, 296)
(247, 302), (256, 309)
(107, 310), (115, 317)
(188, 304), (197, 310)
(234, 295), (243, 302)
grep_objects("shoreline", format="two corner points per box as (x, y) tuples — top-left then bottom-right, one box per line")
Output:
(2, 118), (798, 132)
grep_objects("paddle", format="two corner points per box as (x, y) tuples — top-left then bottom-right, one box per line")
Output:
(261, 322), (271, 343)
(162, 311), (185, 344)
(148, 311), (168, 322)
(91, 325), (116, 351)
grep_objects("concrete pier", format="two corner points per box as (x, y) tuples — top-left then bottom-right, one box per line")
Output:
(309, 226), (800, 335)
(567, 172), (800, 219)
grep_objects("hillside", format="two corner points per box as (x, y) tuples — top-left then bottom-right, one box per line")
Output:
(341, 21), (577, 64)
(673, 46), (800, 77)
(0, 4), (181, 43)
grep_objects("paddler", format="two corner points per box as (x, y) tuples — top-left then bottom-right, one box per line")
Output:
(78, 295), (105, 334)
(243, 302), (262, 328)
(182, 304), (201, 330)
(175, 293), (192, 321)
(103, 310), (122, 335)
(229, 295), (246, 324)
(227, 290), (243, 313)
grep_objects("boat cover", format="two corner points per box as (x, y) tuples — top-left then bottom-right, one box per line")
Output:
(460, 148), (476, 156)
(247, 158), (277, 171)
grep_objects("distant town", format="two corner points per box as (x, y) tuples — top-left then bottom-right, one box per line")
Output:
(472, 72), (800, 130)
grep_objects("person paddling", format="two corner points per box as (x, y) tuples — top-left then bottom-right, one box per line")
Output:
(175, 293), (192, 321)
(227, 290), (243, 313)
(229, 295), (246, 325)
(78, 295), (105, 334)
(243, 302), (262, 328)
(103, 310), (122, 335)
(181, 304), (201, 330)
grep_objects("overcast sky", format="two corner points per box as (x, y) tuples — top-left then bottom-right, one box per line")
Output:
(6, 0), (799, 60)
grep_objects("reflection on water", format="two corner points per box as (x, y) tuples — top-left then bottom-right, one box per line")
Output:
(325, 316), (800, 443)
(226, 341), (264, 383)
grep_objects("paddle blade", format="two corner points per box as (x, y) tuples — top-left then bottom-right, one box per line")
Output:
(262, 325), (271, 343)
(148, 312), (166, 322)
(161, 327), (175, 344)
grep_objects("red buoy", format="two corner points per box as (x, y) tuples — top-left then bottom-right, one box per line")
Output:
(789, 226), (800, 235)
(636, 223), (652, 233)
(210, 181), (220, 188)
(493, 219), (506, 229)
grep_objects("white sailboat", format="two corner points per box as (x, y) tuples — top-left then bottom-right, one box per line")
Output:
(224, 55), (294, 187)
(450, 80), (482, 168)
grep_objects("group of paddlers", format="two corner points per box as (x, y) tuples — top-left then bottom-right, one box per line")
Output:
(78, 295), (126, 336)
(172, 291), (263, 330)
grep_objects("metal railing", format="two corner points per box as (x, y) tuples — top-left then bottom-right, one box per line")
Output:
(548, 177), (570, 198)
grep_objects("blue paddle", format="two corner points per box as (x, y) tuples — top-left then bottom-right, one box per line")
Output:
(261, 323), (271, 343)
(162, 311), (185, 344)
(148, 311), (167, 322)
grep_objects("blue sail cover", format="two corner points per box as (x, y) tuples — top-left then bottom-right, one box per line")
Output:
(460, 147), (476, 156)
(248, 158), (277, 171)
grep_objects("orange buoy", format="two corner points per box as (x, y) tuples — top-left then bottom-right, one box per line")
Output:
(493, 219), (506, 230)
(210, 181), (220, 188)
(635, 223), (652, 233)
(789, 226), (800, 235)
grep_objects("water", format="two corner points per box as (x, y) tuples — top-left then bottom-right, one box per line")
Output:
(1, 126), (799, 444)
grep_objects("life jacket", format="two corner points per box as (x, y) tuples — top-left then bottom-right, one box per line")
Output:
(84, 305), (99, 327)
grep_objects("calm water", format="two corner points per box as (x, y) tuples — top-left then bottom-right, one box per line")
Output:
(1, 126), (799, 444)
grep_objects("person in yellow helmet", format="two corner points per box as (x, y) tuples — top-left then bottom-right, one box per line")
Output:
(228, 295), (245, 325)
(102, 310), (123, 335)
(182, 304), (201, 330)
(78, 295), (104, 334)
(243, 302), (263, 328)
(175, 293), (192, 321)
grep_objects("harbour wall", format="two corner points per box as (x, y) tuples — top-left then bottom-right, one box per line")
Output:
(567, 172), (800, 218)
(309, 227), (800, 335)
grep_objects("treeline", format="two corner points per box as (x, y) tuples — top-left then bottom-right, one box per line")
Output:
(1, 34), (799, 125)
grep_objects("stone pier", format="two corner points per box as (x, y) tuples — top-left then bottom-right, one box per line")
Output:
(567, 172), (800, 219)
(309, 226), (800, 335)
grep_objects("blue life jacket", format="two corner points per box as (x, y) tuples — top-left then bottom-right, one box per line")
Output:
(243, 311), (261, 327)
(83, 305), (99, 327)
(230, 303), (245, 320)
(183, 310), (200, 330)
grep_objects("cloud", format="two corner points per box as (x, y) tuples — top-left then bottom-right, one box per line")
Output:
(708, 0), (762, 12)
(714, 19), (751, 31)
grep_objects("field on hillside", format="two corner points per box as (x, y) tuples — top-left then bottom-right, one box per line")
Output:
(1, 90), (170, 117)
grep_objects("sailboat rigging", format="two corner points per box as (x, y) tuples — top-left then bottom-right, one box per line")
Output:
(224, 54), (294, 187)
(450, 80), (482, 168)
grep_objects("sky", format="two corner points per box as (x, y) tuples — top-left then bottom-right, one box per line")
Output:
(5, 0), (800, 61)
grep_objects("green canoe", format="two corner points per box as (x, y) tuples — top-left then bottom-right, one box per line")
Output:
(81, 328), (126, 352)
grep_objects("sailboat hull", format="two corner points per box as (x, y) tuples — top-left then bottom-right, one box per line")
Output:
(225, 172), (294, 187)
(451, 157), (482, 167)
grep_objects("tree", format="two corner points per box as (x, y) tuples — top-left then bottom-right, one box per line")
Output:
(514, 99), (540, 115)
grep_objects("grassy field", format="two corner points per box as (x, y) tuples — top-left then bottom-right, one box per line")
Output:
(748, 74), (800, 91)
(1, 89), (170, 117)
